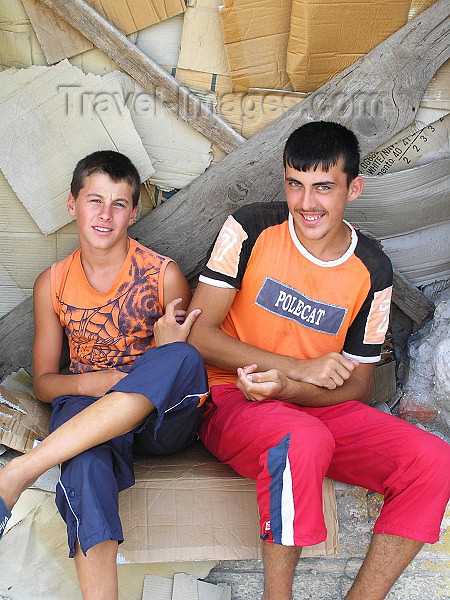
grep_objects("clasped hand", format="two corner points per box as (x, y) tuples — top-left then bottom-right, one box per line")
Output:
(154, 297), (201, 346)
(236, 353), (359, 403)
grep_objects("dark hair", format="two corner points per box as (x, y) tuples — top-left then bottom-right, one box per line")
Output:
(283, 121), (360, 186)
(71, 151), (141, 207)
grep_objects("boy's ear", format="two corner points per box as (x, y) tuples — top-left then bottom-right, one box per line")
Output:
(67, 193), (77, 216)
(128, 204), (138, 226)
(347, 175), (364, 203)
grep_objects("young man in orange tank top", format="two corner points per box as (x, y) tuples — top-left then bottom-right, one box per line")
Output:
(0, 151), (208, 599)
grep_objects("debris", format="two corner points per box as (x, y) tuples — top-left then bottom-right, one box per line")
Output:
(141, 573), (232, 600)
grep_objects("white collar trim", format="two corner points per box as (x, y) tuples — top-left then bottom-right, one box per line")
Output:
(288, 214), (357, 267)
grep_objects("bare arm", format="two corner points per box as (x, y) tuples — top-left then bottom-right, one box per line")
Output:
(32, 269), (125, 403)
(236, 362), (375, 407)
(153, 261), (201, 346)
(187, 282), (357, 389)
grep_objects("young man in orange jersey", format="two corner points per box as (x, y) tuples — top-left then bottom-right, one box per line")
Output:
(187, 121), (450, 600)
(0, 151), (208, 599)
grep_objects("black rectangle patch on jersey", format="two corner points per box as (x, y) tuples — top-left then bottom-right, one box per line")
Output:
(255, 277), (346, 336)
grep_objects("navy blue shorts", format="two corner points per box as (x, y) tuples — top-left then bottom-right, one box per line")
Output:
(49, 342), (208, 557)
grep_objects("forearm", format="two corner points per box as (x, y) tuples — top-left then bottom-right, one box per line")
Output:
(33, 369), (126, 403)
(189, 321), (358, 390)
(237, 362), (375, 407)
(281, 372), (373, 407)
(188, 323), (299, 376)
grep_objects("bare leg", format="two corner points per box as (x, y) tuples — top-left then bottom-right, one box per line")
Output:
(0, 391), (154, 509)
(346, 533), (423, 600)
(74, 540), (119, 600)
(262, 542), (302, 600)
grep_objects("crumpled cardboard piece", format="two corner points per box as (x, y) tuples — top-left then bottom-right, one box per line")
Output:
(0, 383), (51, 453)
(220, 0), (293, 92)
(21, 0), (186, 64)
(287, 0), (411, 92)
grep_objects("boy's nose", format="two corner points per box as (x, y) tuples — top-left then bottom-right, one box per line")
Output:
(99, 205), (112, 220)
(300, 188), (316, 210)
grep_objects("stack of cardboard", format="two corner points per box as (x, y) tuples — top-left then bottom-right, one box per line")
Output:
(0, 0), (448, 317)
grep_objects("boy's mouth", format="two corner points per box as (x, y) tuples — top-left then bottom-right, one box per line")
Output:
(93, 226), (112, 233)
(300, 213), (324, 223)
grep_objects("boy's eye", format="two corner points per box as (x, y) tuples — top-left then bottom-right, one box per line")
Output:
(317, 185), (330, 191)
(114, 202), (126, 208)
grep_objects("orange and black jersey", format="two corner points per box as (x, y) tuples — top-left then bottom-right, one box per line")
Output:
(200, 202), (393, 387)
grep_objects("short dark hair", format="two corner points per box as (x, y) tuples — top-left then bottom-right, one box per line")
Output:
(283, 121), (360, 186)
(71, 151), (141, 207)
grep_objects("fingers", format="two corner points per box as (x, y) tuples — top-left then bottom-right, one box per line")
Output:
(181, 308), (202, 332)
(237, 364), (258, 382)
(165, 297), (183, 316)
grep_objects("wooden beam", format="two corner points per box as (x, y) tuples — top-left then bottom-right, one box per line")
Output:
(40, 0), (244, 154)
(0, 1), (446, 379)
(128, 0), (449, 276)
(392, 268), (435, 328)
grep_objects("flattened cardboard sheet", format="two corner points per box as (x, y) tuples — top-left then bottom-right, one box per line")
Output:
(119, 442), (338, 563)
(0, 61), (154, 234)
(0, 265), (26, 319)
(346, 159), (450, 238)
(115, 73), (213, 191)
(287, 0), (410, 92)
(178, 0), (230, 75)
(22, 0), (186, 64)
(220, 0), (293, 92)
(360, 116), (450, 175)
(135, 14), (185, 68)
(380, 222), (450, 288)
(0, 0), (47, 70)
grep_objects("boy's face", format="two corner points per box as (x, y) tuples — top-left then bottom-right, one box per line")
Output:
(67, 172), (137, 251)
(284, 160), (363, 252)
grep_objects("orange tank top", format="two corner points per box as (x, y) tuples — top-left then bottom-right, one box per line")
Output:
(51, 238), (171, 373)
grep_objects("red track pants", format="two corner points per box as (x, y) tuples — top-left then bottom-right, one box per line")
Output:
(199, 385), (450, 546)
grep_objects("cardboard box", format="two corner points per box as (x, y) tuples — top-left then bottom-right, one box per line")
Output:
(287, 0), (411, 92)
(22, 0), (186, 64)
(118, 441), (338, 563)
(220, 0), (293, 92)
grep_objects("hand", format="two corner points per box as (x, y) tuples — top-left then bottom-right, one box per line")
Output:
(236, 364), (291, 402)
(79, 368), (127, 397)
(288, 353), (359, 389)
(154, 298), (202, 346)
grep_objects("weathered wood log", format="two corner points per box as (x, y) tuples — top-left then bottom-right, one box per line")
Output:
(1, 1), (446, 379)
(392, 268), (435, 328)
(40, 0), (245, 154)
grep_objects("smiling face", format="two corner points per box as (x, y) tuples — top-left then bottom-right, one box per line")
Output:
(284, 160), (364, 260)
(67, 172), (138, 254)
